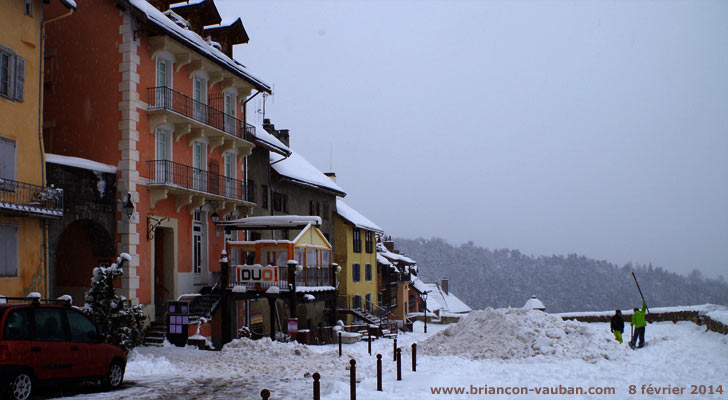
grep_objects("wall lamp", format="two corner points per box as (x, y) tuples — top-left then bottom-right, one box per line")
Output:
(123, 192), (134, 220)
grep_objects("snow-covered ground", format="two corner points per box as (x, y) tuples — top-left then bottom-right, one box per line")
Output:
(41, 309), (728, 400)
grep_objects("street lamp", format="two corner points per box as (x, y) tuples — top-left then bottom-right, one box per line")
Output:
(123, 192), (134, 220)
(421, 290), (430, 334)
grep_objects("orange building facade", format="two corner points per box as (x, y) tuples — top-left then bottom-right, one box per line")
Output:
(43, 0), (270, 320)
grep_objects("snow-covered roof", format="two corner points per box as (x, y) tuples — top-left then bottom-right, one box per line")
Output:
(335, 198), (383, 233)
(414, 278), (471, 315)
(271, 151), (346, 196)
(295, 286), (335, 293)
(127, 0), (270, 92)
(46, 153), (117, 174)
(249, 124), (289, 155)
(523, 296), (545, 310)
(376, 253), (392, 266)
(217, 215), (321, 229)
(376, 242), (416, 265)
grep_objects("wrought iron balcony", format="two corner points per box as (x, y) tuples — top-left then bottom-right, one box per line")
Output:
(0, 178), (63, 218)
(147, 160), (250, 202)
(147, 86), (256, 141)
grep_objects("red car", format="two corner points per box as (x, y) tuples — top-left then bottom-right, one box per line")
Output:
(0, 297), (127, 400)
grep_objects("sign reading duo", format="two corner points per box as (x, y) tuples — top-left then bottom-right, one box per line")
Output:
(235, 265), (279, 284)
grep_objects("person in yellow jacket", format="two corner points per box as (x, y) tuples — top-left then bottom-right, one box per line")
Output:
(629, 301), (647, 348)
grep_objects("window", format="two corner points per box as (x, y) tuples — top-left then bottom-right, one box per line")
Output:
(261, 185), (268, 209)
(223, 152), (236, 198)
(25, 0), (33, 17)
(0, 46), (24, 102)
(193, 75), (207, 122)
(155, 128), (172, 183)
(365, 231), (373, 253)
(223, 91), (236, 134)
(67, 309), (98, 342)
(409, 295), (416, 310)
(192, 141), (206, 191)
(352, 263), (360, 282)
(3, 308), (31, 340)
(0, 137), (16, 180)
(193, 211), (202, 274)
(353, 228), (361, 253)
(272, 192), (288, 212)
(0, 224), (18, 277)
(155, 56), (172, 107)
(34, 308), (67, 341)
(352, 295), (361, 310)
(365, 263), (372, 281)
(365, 293), (372, 312)
(309, 200), (320, 216)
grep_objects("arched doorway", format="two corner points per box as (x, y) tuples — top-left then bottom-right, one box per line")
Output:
(55, 220), (114, 306)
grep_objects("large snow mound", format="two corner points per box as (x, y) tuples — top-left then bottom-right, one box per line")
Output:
(421, 308), (626, 362)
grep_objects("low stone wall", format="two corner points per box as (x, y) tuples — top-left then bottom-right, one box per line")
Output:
(561, 311), (727, 335)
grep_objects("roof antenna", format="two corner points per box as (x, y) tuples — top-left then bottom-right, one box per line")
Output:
(329, 143), (333, 172)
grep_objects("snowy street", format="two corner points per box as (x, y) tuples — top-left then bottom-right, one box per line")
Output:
(32, 309), (728, 400)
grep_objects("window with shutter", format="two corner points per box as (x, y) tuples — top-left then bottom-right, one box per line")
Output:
(0, 51), (12, 98)
(0, 137), (16, 180)
(0, 224), (18, 277)
(15, 56), (24, 102)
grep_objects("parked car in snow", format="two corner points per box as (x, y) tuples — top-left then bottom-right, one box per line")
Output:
(0, 296), (127, 400)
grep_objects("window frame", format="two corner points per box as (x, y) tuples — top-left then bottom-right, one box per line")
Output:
(365, 263), (372, 281)
(365, 231), (373, 253)
(0, 46), (23, 102)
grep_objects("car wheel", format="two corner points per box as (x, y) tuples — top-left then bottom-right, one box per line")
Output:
(102, 360), (124, 390)
(8, 371), (33, 400)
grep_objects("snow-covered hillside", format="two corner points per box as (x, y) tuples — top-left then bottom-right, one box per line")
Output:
(45, 307), (727, 400)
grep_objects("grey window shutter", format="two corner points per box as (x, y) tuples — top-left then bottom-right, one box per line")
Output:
(15, 56), (24, 102)
(0, 225), (18, 276)
(0, 138), (16, 180)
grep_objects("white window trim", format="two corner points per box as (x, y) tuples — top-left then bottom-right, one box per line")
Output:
(155, 126), (173, 161)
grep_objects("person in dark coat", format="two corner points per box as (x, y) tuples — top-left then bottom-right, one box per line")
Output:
(610, 310), (625, 344)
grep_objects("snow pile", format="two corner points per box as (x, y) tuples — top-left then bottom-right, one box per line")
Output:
(421, 308), (625, 362)
(126, 351), (179, 377)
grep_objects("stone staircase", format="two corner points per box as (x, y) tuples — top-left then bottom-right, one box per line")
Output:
(143, 320), (166, 347)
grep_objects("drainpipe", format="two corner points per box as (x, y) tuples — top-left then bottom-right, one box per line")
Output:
(242, 91), (260, 240)
(40, 5), (75, 297)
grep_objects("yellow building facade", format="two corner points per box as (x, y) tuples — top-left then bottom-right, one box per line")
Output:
(333, 198), (382, 323)
(0, 0), (72, 296)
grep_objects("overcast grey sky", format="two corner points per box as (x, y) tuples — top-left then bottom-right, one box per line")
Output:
(216, 0), (728, 279)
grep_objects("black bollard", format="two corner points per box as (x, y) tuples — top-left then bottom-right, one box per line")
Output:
(350, 359), (357, 400)
(393, 337), (397, 361)
(412, 343), (417, 372)
(368, 335), (372, 355)
(339, 331), (342, 357)
(313, 372), (320, 400)
(261, 388), (270, 399)
(396, 348), (402, 381)
(376, 354), (382, 391)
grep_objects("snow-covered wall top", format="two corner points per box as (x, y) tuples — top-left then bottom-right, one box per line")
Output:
(46, 153), (118, 174)
(556, 304), (728, 326)
(271, 151), (345, 195)
(335, 198), (383, 233)
(127, 0), (270, 92)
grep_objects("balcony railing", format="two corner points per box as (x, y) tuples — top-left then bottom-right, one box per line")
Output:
(147, 86), (255, 141)
(228, 265), (334, 292)
(0, 178), (63, 217)
(147, 160), (250, 202)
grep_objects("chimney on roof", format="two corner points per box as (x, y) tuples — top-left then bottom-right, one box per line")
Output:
(441, 278), (449, 296)
(324, 172), (336, 183)
(383, 238), (395, 252)
(262, 119), (290, 147)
